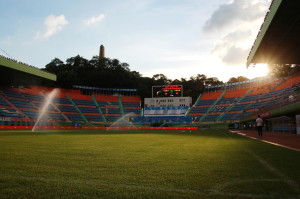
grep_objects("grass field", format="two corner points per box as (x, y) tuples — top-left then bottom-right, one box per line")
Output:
(0, 129), (300, 199)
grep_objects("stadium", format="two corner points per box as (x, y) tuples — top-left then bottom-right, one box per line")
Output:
(1, 0), (300, 198)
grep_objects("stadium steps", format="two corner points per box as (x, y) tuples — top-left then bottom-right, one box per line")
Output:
(186, 94), (202, 116)
(26, 100), (40, 113)
(65, 94), (89, 124)
(25, 99), (55, 120)
(270, 77), (287, 91)
(241, 102), (253, 111)
(194, 94), (202, 107)
(50, 102), (72, 122)
(0, 92), (29, 119)
(91, 96), (107, 123)
(217, 88), (253, 122)
(18, 91), (44, 119)
(185, 107), (191, 116)
(47, 98), (70, 122)
(240, 89), (268, 113)
(231, 90), (256, 120)
(198, 91), (225, 123)
(18, 91), (29, 100)
(118, 96), (125, 116)
(239, 87), (272, 114)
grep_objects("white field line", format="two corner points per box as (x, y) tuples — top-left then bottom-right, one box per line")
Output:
(1, 174), (300, 199)
(227, 131), (300, 196)
(230, 130), (300, 152)
(246, 149), (300, 193)
(211, 178), (280, 193)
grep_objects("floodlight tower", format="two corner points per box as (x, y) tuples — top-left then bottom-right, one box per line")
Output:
(99, 45), (105, 59)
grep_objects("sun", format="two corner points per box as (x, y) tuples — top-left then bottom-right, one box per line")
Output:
(209, 63), (271, 82)
(245, 64), (270, 79)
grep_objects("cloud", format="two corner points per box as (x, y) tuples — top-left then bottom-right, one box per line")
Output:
(203, 0), (269, 32)
(212, 29), (253, 65)
(36, 15), (68, 39)
(1, 36), (12, 45)
(84, 14), (105, 26)
(221, 46), (250, 65)
(204, 0), (271, 65)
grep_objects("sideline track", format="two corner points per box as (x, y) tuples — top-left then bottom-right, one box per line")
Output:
(230, 130), (300, 152)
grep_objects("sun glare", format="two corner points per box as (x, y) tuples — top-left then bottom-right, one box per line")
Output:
(204, 63), (271, 83)
(245, 64), (269, 79)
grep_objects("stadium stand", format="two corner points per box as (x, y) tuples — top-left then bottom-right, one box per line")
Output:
(94, 95), (121, 122)
(1, 74), (300, 127)
(121, 96), (141, 115)
(188, 75), (300, 123)
(0, 86), (141, 125)
(275, 75), (300, 91)
(188, 91), (225, 122)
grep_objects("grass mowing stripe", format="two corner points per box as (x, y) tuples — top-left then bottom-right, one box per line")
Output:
(1, 129), (300, 199)
(1, 174), (299, 199)
(246, 149), (300, 193)
(201, 130), (300, 197)
(226, 130), (300, 194)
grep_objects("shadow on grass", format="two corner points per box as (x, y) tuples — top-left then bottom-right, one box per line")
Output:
(0, 128), (245, 140)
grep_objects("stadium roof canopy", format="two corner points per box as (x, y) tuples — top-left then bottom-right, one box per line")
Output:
(247, 0), (300, 67)
(0, 57), (56, 86)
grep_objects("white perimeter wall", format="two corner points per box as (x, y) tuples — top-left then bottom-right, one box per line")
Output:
(144, 97), (192, 107)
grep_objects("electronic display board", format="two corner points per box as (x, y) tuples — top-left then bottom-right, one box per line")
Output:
(152, 85), (183, 97)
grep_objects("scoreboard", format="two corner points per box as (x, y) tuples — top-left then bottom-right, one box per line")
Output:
(152, 85), (183, 97)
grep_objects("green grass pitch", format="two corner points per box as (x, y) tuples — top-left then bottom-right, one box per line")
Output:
(0, 129), (300, 199)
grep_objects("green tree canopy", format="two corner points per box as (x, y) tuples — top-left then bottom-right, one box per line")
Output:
(268, 64), (300, 78)
(43, 55), (225, 101)
(227, 76), (249, 84)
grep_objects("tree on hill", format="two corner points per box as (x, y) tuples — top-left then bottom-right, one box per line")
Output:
(43, 55), (223, 100)
(227, 76), (249, 83)
(152, 74), (171, 85)
(268, 64), (300, 78)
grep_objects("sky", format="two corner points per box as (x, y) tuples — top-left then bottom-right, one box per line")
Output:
(0, 0), (272, 82)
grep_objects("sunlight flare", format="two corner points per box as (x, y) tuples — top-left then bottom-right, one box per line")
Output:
(246, 64), (269, 79)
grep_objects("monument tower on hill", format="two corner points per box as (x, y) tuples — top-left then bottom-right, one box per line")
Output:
(99, 45), (105, 59)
